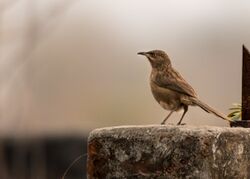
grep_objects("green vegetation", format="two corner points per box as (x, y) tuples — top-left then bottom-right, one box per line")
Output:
(228, 103), (241, 121)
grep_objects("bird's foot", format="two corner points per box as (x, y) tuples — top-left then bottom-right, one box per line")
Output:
(177, 123), (186, 125)
(161, 122), (174, 125)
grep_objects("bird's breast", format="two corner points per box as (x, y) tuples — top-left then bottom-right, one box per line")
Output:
(150, 80), (182, 111)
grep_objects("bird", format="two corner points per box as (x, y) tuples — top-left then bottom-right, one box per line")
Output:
(137, 50), (233, 125)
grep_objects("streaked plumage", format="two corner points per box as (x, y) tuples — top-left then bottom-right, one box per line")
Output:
(138, 50), (232, 125)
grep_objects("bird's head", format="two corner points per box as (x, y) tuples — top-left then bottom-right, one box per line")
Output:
(137, 50), (171, 69)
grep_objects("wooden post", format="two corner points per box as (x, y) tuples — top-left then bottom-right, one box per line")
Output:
(231, 45), (250, 127)
(242, 45), (250, 120)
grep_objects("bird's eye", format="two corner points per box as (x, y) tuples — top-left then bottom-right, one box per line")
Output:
(149, 52), (155, 57)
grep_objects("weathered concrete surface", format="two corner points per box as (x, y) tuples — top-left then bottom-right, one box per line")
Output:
(87, 125), (250, 179)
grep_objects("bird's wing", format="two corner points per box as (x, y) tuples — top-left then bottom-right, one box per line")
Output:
(154, 68), (197, 97)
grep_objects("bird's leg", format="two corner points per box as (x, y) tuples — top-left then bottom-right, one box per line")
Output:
(177, 106), (188, 125)
(161, 111), (174, 125)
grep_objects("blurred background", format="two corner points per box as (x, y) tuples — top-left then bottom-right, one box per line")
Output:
(0, 0), (250, 178)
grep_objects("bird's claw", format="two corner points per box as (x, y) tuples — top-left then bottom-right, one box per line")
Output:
(161, 122), (174, 125)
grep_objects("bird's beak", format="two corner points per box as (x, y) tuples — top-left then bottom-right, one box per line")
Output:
(137, 52), (147, 56)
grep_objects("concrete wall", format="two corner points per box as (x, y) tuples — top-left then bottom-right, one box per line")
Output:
(88, 125), (250, 179)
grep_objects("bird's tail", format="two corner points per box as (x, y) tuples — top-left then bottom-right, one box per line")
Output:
(190, 97), (233, 123)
